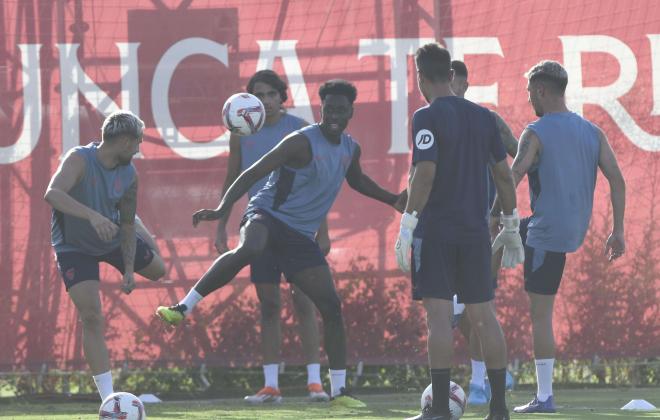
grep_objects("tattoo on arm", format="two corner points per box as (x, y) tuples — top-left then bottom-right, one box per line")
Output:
(119, 180), (137, 272)
(494, 112), (518, 158)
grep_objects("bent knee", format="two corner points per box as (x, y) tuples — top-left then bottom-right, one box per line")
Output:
(79, 309), (105, 327)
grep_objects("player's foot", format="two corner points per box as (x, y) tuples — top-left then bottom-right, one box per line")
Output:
(484, 409), (510, 420)
(513, 395), (556, 413)
(468, 382), (490, 405)
(155, 304), (186, 326)
(243, 386), (282, 404)
(404, 405), (451, 420)
(307, 383), (330, 402)
(330, 387), (366, 408)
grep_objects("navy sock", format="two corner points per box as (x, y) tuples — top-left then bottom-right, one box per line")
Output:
(430, 368), (450, 414)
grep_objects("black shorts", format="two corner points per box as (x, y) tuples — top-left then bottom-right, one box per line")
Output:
(520, 217), (566, 295)
(55, 237), (155, 291)
(249, 246), (283, 284)
(241, 209), (327, 281)
(411, 235), (494, 304)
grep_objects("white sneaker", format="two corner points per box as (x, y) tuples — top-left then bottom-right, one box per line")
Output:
(307, 383), (330, 402)
(244, 386), (282, 404)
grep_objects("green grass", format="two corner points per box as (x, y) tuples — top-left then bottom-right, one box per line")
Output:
(0, 388), (658, 419)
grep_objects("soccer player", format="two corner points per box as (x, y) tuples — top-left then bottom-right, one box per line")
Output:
(157, 79), (405, 407)
(215, 70), (329, 403)
(397, 43), (522, 420)
(450, 59), (518, 405)
(44, 110), (166, 401)
(495, 61), (626, 414)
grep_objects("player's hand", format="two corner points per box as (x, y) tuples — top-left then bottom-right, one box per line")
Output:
(193, 208), (224, 227)
(215, 222), (229, 254)
(395, 211), (418, 272)
(393, 189), (408, 213)
(316, 232), (331, 256)
(604, 231), (625, 261)
(491, 209), (524, 268)
(121, 272), (136, 294)
(89, 212), (119, 242)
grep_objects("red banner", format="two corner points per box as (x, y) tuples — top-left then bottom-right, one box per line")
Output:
(1, 0), (658, 369)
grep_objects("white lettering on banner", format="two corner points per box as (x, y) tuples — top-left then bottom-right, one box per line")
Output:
(560, 35), (660, 152)
(256, 40), (314, 123)
(2, 35), (659, 165)
(358, 38), (434, 154)
(152, 38), (229, 160)
(648, 35), (660, 116)
(443, 37), (503, 105)
(56, 43), (140, 155)
(0, 44), (42, 164)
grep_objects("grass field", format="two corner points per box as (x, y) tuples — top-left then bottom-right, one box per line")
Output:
(1, 388), (658, 419)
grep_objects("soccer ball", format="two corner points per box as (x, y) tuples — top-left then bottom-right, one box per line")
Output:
(421, 381), (466, 420)
(221, 92), (266, 136)
(99, 392), (146, 419)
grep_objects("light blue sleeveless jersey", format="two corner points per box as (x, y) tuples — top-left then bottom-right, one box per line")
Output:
(51, 142), (137, 255)
(247, 124), (357, 238)
(240, 113), (306, 198)
(526, 112), (601, 253)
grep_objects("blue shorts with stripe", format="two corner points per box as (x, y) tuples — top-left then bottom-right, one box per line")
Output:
(411, 234), (494, 304)
(520, 217), (566, 295)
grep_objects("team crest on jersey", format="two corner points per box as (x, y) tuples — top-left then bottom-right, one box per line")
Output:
(415, 129), (434, 150)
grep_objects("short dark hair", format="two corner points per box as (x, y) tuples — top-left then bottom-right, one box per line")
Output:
(525, 60), (568, 94)
(451, 60), (468, 78)
(415, 43), (452, 82)
(246, 70), (288, 102)
(318, 79), (357, 104)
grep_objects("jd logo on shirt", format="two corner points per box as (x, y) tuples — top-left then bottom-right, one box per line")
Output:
(415, 129), (434, 150)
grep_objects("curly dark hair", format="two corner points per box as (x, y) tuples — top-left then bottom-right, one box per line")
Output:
(318, 79), (357, 104)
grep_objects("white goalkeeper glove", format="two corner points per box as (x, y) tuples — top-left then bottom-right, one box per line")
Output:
(491, 208), (525, 268)
(395, 211), (418, 272)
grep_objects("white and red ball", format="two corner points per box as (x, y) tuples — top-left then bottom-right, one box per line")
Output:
(221, 93), (266, 136)
(421, 381), (466, 420)
(99, 392), (146, 420)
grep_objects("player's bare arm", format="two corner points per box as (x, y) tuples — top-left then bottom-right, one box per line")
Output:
(404, 161), (436, 215)
(490, 129), (541, 216)
(490, 159), (516, 215)
(214, 133), (243, 253)
(595, 126), (626, 261)
(44, 152), (118, 242)
(118, 179), (138, 293)
(316, 217), (331, 256)
(492, 111), (518, 158)
(193, 133), (310, 226)
(345, 144), (402, 210)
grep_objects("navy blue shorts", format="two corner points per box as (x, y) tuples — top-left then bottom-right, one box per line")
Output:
(520, 217), (566, 295)
(55, 237), (155, 291)
(411, 235), (494, 304)
(250, 246), (283, 284)
(241, 209), (327, 281)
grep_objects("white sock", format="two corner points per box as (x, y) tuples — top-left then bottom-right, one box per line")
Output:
(93, 371), (114, 401)
(329, 369), (346, 397)
(263, 363), (279, 389)
(535, 358), (554, 401)
(470, 359), (486, 388)
(180, 288), (203, 315)
(307, 363), (321, 385)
